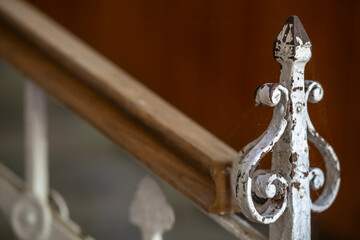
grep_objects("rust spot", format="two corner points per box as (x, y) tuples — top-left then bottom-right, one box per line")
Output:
(292, 86), (303, 91)
(291, 119), (297, 130)
(293, 182), (301, 190)
(290, 154), (298, 178)
(284, 101), (291, 119)
(271, 193), (284, 209)
(289, 153), (298, 163)
(290, 163), (297, 178)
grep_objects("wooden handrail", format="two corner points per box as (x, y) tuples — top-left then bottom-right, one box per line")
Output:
(0, 0), (238, 213)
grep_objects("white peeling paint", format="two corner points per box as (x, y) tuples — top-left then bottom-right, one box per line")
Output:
(232, 16), (340, 240)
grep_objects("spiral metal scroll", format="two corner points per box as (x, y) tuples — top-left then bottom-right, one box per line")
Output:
(11, 194), (51, 240)
(305, 80), (341, 212)
(232, 83), (289, 224)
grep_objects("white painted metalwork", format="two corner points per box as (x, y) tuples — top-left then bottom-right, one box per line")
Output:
(129, 176), (175, 240)
(4, 81), (95, 240)
(232, 16), (340, 240)
(0, 161), (95, 240)
(11, 80), (52, 240)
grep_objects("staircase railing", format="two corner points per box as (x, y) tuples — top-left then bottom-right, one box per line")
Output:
(0, 0), (340, 240)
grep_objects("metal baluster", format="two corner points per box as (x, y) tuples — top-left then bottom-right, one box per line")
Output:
(232, 16), (340, 240)
(11, 81), (52, 240)
(129, 176), (175, 240)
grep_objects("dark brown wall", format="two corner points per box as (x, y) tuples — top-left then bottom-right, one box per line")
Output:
(26, 0), (360, 239)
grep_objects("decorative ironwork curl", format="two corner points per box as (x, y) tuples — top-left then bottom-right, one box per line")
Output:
(232, 17), (341, 239)
(232, 84), (289, 224)
(305, 80), (341, 212)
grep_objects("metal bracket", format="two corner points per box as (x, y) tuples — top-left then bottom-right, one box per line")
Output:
(231, 16), (340, 240)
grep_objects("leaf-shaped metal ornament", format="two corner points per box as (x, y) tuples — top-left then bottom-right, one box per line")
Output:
(129, 176), (175, 240)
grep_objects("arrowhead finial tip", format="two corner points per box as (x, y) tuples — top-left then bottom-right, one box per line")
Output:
(273, 16), (311, 61)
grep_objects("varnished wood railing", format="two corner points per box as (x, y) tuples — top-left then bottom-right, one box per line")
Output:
(0, 0), (238, 214)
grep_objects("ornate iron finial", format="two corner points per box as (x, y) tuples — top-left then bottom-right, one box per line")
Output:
(232, 16), (340, 240)
(129, 176), (175, 240)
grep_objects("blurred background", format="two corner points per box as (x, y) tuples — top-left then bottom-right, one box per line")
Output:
(0, 60), (254, 239)
(0, 0), (359, 239)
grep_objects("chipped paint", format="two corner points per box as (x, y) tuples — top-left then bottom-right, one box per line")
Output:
(232, 16), (341, 240)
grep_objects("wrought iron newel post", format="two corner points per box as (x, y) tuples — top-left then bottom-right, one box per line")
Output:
(232, 16), (340, 240)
